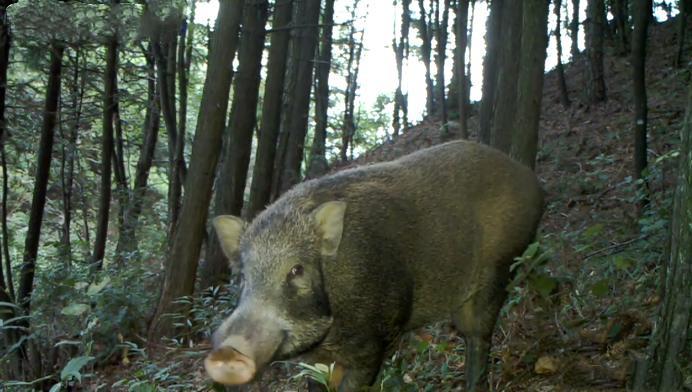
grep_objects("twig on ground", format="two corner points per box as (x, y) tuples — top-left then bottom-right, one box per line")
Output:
(583, 234), (650, 260)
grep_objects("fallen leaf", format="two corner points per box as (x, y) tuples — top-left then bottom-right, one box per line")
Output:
(534, 355), (559, 375)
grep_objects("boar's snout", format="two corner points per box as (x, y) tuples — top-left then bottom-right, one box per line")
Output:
(205, 307), (287, 385)
(204, 344), (256, 385)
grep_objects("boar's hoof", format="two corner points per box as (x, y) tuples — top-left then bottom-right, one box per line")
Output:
(204, 346), (256, 385)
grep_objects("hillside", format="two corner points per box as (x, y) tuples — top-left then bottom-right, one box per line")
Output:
(92, 17), (691, 392)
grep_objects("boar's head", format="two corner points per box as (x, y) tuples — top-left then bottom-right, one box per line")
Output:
(205, 201), (346, 385)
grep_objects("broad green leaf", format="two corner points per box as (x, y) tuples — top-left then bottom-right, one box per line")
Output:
(0, 301), (21, 309)
(87, 277), (111, 296)
(60, 303), (90, 316)
(60, 355), (94, 382)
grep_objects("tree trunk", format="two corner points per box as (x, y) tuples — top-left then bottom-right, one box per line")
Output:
(91, 36), (118, 270)
(274, 0), (321, 197)
(201, 0), (269, 291)
(632, 0), (650, 210)
(479, 0), (503, 144)
(555, 0), (571, 108)
(171, 5), (195, 242)
(510, 0), (550, 169)
(633, 79), (692, 392)
(586, 0), (607, 103)
(455, 0), (470, 138)
(491, 0), (524, 153)
(435, 0), (451, 132)
(112, 68), (128, 254)
(149, 0), (243, 340)
(157, 35), (184, 241)
(342, 8), (360, 162)
(115, 44), (160, 262)
(570, 0), (580, 57)
(465, 0), (475, 115)
(15, 43), (64, 379)
(393, 0), (411, 137)
(152, 14), (186, 241)
(76, 154), (91, 251)
(1, 142), (10, 301)
(307, 0), (335, 178)
(418, 0), (435, 116)
(344, 29), (365, 161)
(613, 0), (630, 55)
(59, 49), (85, 265)
(674, 0), (689, 67)
(246, 0), (293, 219)
(0, 1), (14, 301)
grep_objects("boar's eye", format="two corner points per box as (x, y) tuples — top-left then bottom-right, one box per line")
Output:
(288, 264), (304, 280)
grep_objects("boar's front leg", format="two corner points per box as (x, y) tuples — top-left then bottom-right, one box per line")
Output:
(463, 335), (491, 391)
(454, 283), (508, 391)
(331, 341), (384, 392)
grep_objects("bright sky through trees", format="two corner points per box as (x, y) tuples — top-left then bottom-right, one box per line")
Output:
(195, 0), (676, 124)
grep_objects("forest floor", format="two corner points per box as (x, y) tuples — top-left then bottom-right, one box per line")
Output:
(92, 18), (691, 392)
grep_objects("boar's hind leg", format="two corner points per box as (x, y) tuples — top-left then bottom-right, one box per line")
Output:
(453, 283), (508, 391)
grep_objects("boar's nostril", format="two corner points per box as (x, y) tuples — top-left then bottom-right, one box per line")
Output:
(205, 346), (257, 385)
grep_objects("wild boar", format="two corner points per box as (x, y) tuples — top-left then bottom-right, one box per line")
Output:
(205, 140), (543, 391)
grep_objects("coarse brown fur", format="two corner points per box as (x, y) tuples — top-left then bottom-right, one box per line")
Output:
(211, 140), (543, 391)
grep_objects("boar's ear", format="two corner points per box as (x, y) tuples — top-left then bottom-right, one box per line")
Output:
(312, 201), (347, 257)
(212, 215), (246, 259)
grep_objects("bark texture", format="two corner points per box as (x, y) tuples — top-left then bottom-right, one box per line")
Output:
(511, 0), (550, 169)
(202, 0), (269, 290)
(585, 0), (607, 103)
(307, 0), (335, 179)
(149, 0), (243, 340)
(274, 0), (321, 197)
(247, 0), (293, 219)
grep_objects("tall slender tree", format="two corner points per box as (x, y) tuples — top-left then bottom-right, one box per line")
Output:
(674, 0), (690, 67)
(342, 26), (365, 161)
(554, 0), (570, 107)
(434, 0), (451, 131)
(0, 0), (17, 305)
(307, 0), (336, 178)
(479, 0), (502, 144)
(247, 0), (293, 219)
(392, 0), (411, 137)
(149, 0), (244, 340)
(273, 0), (321, 197)
(570, 0), (580, 57)
(511, 0), (551, 168)
(585, 0), (607, 103)
(417, 0), (434, 116)
(149, 9), (186, 239)
(613, 0), (630, 55)
(59, 48), (85, 265)
(490, 0), (524, 152)
(632, 0), (651, 209)
(454, 0), (470, 138)
(14, 43), (64, 379)
(202, 0), (269, 290)
(115, 44), (160, 261)
(91, 32), (118, 270)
